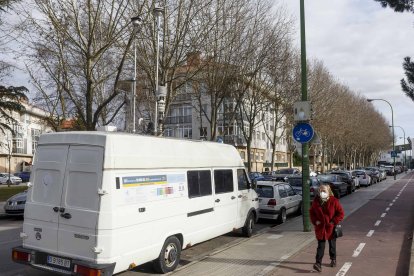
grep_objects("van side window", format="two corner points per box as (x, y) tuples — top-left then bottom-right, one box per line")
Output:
(187, 170), (212, 198)
(278, 185), (287, 198)
(237, 169), (249, 190)
(214, 169), (234, 194)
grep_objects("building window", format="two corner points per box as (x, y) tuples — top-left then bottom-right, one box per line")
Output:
(165, 105), (192, 124)
(31, 128), (41, 154)
(176, 126), (192, 139)
(240, 151), (245, 160)
(12, 138), (24, 154)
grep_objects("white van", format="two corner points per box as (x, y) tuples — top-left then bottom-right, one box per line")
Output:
(12, 132), (258, 275)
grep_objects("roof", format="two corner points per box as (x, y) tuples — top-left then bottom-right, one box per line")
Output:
(38, 131), (244, 169)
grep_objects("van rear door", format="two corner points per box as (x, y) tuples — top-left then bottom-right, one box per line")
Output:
(58, 145), (104, 260)
(24, 145), (69, 253)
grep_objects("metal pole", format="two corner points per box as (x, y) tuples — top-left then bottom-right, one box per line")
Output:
(300, 0), (311, 232)
(394, 126), (406, 173)
(133, 39), (137, 133)
(154, 8), (161, 135)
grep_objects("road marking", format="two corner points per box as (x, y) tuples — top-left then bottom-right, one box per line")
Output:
(390, 203), (394, 207)
(367, 230), (375, 237)
(375, 220), (381, 226)
(381, 213), (387, 218)
(392, 199), (396, 202)
(386, 207), (390, 211)
(336, 262), (352, 276)
(352, 243), (366, 257)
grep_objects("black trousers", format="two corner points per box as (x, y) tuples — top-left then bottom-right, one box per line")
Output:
(316, 238), (336, 263)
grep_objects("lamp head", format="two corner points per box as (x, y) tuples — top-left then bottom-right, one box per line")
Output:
(131, 16), (142, 27)
(367, 99), (373, 102)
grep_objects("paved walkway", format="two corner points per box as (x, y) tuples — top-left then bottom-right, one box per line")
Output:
(170, 172), (414, 276)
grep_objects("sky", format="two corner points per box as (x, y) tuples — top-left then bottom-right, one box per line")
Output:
(281, 0), (414, 150)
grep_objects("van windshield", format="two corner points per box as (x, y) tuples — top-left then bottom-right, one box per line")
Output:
(256, 185), (273, 198)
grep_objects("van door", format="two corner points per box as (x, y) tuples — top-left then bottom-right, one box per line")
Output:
(24, 145), (69, 253)
(58, 145), (104, 260)
(236, 169), (252, 228)
(213, 169), (237, 233)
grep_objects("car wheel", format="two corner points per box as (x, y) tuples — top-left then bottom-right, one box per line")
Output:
(153, 236), (182, 274)
(278, 208), (287, 223)
(242, 212), (255, 237)
(335, 190), (341, 199)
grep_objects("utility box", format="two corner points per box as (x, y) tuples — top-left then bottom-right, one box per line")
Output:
(293, 101), (311, 121)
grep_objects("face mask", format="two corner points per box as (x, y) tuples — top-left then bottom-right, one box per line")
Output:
(320, 191), (329, 199)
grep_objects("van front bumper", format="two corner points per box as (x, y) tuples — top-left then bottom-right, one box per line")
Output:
(12, 246), (115, 276)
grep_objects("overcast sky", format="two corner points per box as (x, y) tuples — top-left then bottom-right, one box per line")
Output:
(281, 0), (414, 149)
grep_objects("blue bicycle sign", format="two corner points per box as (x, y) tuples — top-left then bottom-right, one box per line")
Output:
(293, 122), (314, 143)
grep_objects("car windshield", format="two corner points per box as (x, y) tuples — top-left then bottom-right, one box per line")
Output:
(278, 169), (293, 174)
(287, 178), (302, 187)
(318, 175), (335, 182)
(256, 185), (274, 198)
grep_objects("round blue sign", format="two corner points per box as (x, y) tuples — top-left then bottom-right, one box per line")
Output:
(293, 122), (314, 143)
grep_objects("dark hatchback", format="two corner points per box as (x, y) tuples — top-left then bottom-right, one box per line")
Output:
(317, 174), (348, 198)
(330, 171), (355, 194)
(285, 175), (321, 198)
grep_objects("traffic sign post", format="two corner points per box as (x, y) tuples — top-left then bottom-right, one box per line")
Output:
(293, 122), (314, 144)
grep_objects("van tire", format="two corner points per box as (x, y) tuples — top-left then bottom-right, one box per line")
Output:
(242, 212), (255, 237)
(278, 208), (287, 223)
(153, 236), (182, 274)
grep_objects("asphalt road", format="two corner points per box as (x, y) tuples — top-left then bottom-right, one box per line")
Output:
(0, 173), (408, 276)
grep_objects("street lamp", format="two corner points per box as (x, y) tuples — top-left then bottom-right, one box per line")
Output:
(153, 5), (164, 135)
(391, 125), (406, 173)
(130, 16), (142, 133)
(367, 98), (396, 180)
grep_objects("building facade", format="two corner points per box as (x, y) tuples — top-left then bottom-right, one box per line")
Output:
(162, 82), (289, 172)
(0, 103), (52, 173)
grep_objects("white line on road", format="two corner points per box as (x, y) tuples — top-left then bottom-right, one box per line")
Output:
(381, 213), (387, 218)
(375, 220), (381, 226)
(393, 199), (396, 202)
(367, 230), (375, 237)
(390, 203), (394, 207)
(386, 207), (390, 211)
(352, 243), (366, 257)
(267, 234), (283, 240)
(336, 262), (352, 276)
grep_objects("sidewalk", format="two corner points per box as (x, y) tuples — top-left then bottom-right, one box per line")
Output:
(0, 201), (6, 218)
(170, 172), (414, 276)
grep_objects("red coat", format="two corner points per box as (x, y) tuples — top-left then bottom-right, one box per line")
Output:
(310, 196), (344, 240)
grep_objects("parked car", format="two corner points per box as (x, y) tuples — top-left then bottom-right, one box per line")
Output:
(262, 171), (279, 181)
(285, 175), (321, 198)
(352, 170), (371, 187)
(14, 171), (31, 182)
(383, 166), (395, 176)
(378, 169), (387, 181)
(0, 173), (22, 185)
(255, 181), (302, 223)
(272, 168), (301, 181)
(364, 168), (380, 184)
(330, 171), (355, 193)
(3, 190), (27, 215)
(317, 174), (348, 198)
(249, 172), (265, 181)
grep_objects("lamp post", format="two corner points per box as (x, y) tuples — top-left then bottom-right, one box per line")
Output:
(153, 6), (164, 135)
(392, 125), (406, 173)
(367, 98), (396, 180)
(130, 16), (141, 133)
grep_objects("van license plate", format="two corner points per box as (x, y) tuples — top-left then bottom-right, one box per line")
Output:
(47, 255), (71, 268)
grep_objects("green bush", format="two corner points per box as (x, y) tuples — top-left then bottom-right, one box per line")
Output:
(0, 186), (27, 201)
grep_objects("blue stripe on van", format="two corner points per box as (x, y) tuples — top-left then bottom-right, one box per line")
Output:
(187, 208), (214, 217)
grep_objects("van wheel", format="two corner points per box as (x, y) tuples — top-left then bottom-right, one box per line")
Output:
(278, 208), (287, 223)
(153, 236), (181, 274)
(242, 212), (255, 237)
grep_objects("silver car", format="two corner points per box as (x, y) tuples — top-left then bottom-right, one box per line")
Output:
(255, 181), (302, 223)
(0, 173), (23, 185)
(4, 190), (27, 215)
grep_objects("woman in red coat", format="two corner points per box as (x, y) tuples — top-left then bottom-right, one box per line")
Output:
(310, 184), (344, 272)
